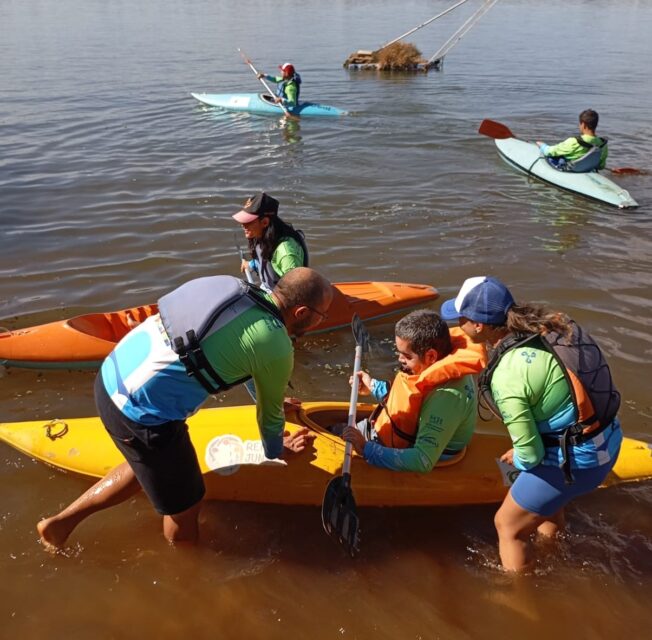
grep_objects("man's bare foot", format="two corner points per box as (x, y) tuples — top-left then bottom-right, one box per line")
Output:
(37, 516), (72, 549)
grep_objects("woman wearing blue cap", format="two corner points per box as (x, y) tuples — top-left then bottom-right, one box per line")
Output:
(440, 276), (622, 572)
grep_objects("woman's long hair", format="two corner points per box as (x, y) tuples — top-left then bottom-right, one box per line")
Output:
(478, 302), (573, 421)
(248, 216), (304, 260)
(505, 303), (573, 339)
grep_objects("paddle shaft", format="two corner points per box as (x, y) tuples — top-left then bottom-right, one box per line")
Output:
(239, 248), (255, 284)
(237, 49), (299, 121)
(233, 232), (256, 284)
(342, 343), (363, 475)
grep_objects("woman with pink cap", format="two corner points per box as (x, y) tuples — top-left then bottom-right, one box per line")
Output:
(233, 192), (309, 293)
(441, 276), (622, 572)
(256, 62), (301, 108)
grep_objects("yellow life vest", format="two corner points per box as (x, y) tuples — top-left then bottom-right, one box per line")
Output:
(372, 328), (487, 448)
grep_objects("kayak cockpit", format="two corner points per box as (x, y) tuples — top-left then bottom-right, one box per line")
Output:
(259, 93), (302, 113)
(67, 304), (158, 342)
(298, 403), (467, 467)
(260, 93), (278, 105)
(299, 405), (374, 434)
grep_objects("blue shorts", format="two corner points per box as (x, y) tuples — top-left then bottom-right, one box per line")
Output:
(546, 156), (567, 171)
(510, 457), (618, 517)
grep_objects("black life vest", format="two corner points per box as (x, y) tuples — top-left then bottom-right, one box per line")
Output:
(158, 275), (284, 394)
(256, 230), (309, 291)
(478, 321), (620, 483)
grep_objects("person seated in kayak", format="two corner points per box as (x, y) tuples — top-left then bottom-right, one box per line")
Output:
(257, 62), (301, 108)
(36, 267), (333, 549)
(536, 109), (608, 172)
(234, 192), (309, 293)
(341, 309), (487, 473)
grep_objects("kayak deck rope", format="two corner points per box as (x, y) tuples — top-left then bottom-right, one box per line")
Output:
(528, 156), (544, 174)
(43, 419), (69, 441)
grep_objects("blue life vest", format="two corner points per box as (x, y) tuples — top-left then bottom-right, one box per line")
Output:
(277, 73), (301, 102)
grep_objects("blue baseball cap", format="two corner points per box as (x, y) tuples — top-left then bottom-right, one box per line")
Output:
(440, 276), (515, 325)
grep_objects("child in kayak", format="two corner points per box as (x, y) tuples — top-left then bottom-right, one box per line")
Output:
(233, 192), (308, 293)
(536, 109), (608, 172)
(257, 62), (301, 108)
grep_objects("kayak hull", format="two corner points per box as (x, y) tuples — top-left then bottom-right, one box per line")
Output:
(0, 281), (438, 369)
(495, 138), (638, 209)
(191, 92), (346, 117)
(1, 402), (649, 507)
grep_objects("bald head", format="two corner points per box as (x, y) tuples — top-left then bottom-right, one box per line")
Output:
(272, 267), (331, 309)
(272, 267), (334, 336)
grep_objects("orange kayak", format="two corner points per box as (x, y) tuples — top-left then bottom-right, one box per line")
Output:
(0, 281), (437, 369)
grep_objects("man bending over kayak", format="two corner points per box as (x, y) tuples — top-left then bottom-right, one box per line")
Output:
(257, 62), (301, 108)
(536, 109), (608, 172)
(37, 268), (333, 548)
(341, 310), (486, 472)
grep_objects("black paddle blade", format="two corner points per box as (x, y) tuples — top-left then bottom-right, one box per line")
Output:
(321, 474), (360, 557)
(351, 313), (370, 354)
(478, 119), (514, 140)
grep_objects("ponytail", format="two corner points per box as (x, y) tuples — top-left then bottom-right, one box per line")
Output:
(505, 303), (573, 340)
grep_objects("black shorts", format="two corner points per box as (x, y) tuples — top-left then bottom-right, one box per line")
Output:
(94, 373), (205, 515)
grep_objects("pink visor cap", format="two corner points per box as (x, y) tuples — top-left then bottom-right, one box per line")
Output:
(232, 192), (280, 224)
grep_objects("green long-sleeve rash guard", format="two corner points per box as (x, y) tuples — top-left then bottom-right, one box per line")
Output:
(490, 343), (572, 469)
(543, 134), (608, 169)
(271, 237), (304, 276)
(265, 75), (298, 107)
(363, 375), (477, 473)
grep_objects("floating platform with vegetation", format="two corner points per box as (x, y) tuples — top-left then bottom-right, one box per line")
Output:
(343, 43), (440, 73)
(343, 0), (497, 73)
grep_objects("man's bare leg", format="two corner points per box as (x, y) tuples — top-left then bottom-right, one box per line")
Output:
(162, 502), (201, 545)
(37, 461), (141, 548)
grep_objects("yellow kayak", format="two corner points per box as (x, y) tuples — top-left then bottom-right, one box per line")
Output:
(1, 403), (650, 506)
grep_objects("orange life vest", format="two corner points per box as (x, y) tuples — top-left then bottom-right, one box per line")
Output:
(372, 328), (487, 448)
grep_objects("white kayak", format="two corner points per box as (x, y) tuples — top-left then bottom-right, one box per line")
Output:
(495, 138), (638, 209)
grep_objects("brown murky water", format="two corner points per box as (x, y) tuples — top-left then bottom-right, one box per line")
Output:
(1, 0), (651, 637)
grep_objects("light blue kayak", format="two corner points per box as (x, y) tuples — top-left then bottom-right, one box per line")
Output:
(191, 92), (346, 117)
(495, 138), (638, 209)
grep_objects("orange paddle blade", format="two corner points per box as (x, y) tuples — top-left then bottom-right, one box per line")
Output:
(609, 167), (646, 176)
(478, 119), (515, 139)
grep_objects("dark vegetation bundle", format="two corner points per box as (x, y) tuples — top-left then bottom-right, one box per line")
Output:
(373, 42), (423, 70)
